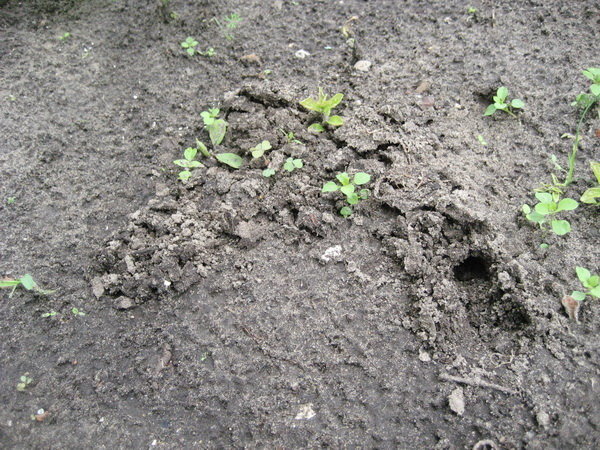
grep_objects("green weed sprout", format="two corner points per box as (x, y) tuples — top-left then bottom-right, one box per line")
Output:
(250, 140), (272, 159)
(17, 374), (33, 392)
(262, 168), (276, 178)
(181, 37), (199, 56)
(174, 145), (205, 182)
(300, 88), (344, 132)
(71, 307), (86, 316)
(322, 172), (371, 217)
(280, 128), (302, 144)
(571, 267), (600, 301)
(201, 108), (228, 146)
(58, 32), (71, 40)
(581, 161), (600, 205)
(522, 192), (578, 235)
(558, 68), (600, 187)
(283, 157), (303, 172)
(484, 86), (524, 118)
(0, 274), (54, 298)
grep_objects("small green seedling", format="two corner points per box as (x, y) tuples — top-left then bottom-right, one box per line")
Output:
(174, 145), (205, 182)
(322, 172), (371, 217)
(477, 134), (488, 146)
(181, 37), (199, 56)
(212, 13), (242, 40)
(262, 168), (276, 178)
(58, 32), (71, 40)
(202, 47), (215, 57)
(467, 6), (478, 14)
(571, 267), (600, 301)
(556, 68), (600, 187)
(280, 129), (302, 144)
(300, 88), (344, 132)
(71, 307), (86, 316)
(7, 197), (15, 204)
(41, 311), (58, 318)
(581, 161), (600, 205)
(522, 192), (578, 235)
(484, 86), (524, 118)
(283, 157), (303, 172)
(17, 374), (33, 392)
(201, 108), (228, 146)
(250, 140), (272, 159)
(0, 274), (54, 298)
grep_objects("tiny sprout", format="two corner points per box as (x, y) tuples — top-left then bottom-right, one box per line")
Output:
(262, 168), (276, 178)
(580, 161), (600, 205)
(300, 88), (344, 132)
(71, 307), (86, 316)
(173, 145), (205, 182)
(522, 192), (578, 236)
(0, 274), (54, 298)
(59, 32), (71, 40)
(484, 86), (524, 118)
(41, 311), (58, 318)
(250, 140), (272, 159)
(17, 374), (33, 392)
(283, 158), (303, 172)
(322, 172), (371, 217)
(571, 267), (600, 302)
(200, 108), (228, 146)
(181, 37), (199, 56)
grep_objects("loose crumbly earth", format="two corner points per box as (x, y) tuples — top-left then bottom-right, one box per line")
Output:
(1, 0), (599, 448)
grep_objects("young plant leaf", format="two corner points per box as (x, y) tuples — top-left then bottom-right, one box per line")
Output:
(340, 184), (355, 196)
(551, 219), (570, 235)
(262, 168), (276, 178)
(353, 173), (371, 185)
(215, 153), (243, 169)
(340, 206), (352, 218)
(327, 115), (344, 127)
(497, 87), (508, 101)
(576, 266), (591, 283)
(308, 123), (325, 133)
(483, 104), (497, 116)
(184, 147), (197, 161)
(581, 187), (600, 204)
(322, 182), (339, 192)
(208, 119), (227, 146)
(571, 291), (586, 301)
(511, 99), (525, 109)
(336, 173), (351, 185)
(555, 198), (578, 212)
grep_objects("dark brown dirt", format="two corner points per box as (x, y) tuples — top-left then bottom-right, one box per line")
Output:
(1, 0), (599, 448)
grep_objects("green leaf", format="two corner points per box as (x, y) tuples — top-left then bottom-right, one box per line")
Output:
(346, 193), (360, 205)
(587, 275), (600, 288)
(576, 266), (591, 283)
(336, 173), (351, 185)
(535, 192), (553, 203)
(340, 206), (352, 218)
(292, 159), (303, 168)
(208, 119), (227, 146)
(359, 189), (370, 199)
(590, 84), (600, 96)
(589, 286), (600, 298)
(20, 274), (36, 290)
(308, 123), (325, 133)
(186, 48), (195, 56)
(215, 153), (243, 169)
(187, 161), (203, 168)
(494, 102), (508, 110)
(511, 99), (525, 109)
(322, 181), (339, 192)
(178, 170), (192, 181)
(174, 159), (191, 168)
(299, 97), (320, 112)
(591, 161), (600, 184)
(328, 93), (343, 109)
(283, 158), (294, 172)
(340, 184), (355, 196)
(551, 219), (570, 235)
(525, 211), (545, 224)
(327, 115), (344, 127)
(571, 291), (586, 301)
(262, 168), (276, 178)
(0, 279), (21, 288)
(535, 203), (553, 215)
(522, 204), (531, 214)
(556, 198), (578, 212)
(496, 86), (508, 101)
(483, 104), (497, 116)
(184, 147), (197, 161)
(196, 140), (210, 157)
(353, 173), (371, 185)
(581, 187), (600, 204)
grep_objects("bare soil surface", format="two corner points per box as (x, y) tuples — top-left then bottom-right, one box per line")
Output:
(1, 0), (599, 448)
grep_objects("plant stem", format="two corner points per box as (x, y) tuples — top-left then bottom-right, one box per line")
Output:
(563, 100), (596, 186)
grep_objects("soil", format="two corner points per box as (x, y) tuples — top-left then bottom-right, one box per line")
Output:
(1, 0), (599, 448)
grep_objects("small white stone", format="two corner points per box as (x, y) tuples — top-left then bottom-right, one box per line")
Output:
(418, 349), (431, 362)
(295, 49), (310, 59)
(321, 245), (343, 262)
(448, 388), (465, 415)
(354, 60), (372, 72)
(295, 403), (316, 420)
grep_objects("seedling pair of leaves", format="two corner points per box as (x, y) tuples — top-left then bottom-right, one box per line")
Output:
(522, 192), (578, 235)
(0, 274), (54, 298)
(262, 158), (303, 178)
(200, 109), (243, 169)
(322, 172), (371, 217)
(571, 267), (600, 301)
(17, 374), (33, 392)
(300, 88), (344, 132)
(484, 86), (524, 118)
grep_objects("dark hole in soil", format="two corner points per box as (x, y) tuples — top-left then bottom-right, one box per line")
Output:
(454, 255), (491, 282)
